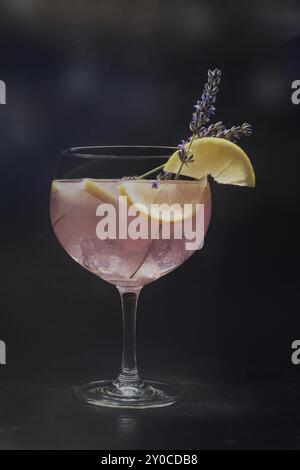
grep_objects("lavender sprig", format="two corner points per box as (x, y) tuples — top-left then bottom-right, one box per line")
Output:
(215, 122), (252, 141)
(189, 69), (221, 135)
(176, 69), (221, 174)
(138, 68), (252, 181)
(197, 121), (252, 141)
(197, 121), (226, 138)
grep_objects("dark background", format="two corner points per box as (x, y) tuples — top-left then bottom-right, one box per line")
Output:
(0, 0), (300, 449)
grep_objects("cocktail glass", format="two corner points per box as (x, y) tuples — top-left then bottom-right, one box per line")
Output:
(50, 146), (211, 408)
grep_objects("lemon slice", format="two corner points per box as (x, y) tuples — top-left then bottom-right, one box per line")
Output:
(119, 180), (208, 222)
(82, 179), (118, 204)
(164, 137), (255, 187)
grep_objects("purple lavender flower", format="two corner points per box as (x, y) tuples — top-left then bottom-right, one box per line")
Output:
(208, 105), (216, 116)
(178, 139), (187, 163)
(177, 139), (194, 166)
(160, 171), (172, 180)
(189, 69), (221, 135)
(151, 180), (159, 189)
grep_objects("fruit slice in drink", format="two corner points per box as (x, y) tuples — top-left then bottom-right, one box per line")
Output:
(164, 137), (255, 187)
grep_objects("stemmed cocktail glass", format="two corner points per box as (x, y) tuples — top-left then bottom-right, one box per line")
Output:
(50, 146), (211, 408)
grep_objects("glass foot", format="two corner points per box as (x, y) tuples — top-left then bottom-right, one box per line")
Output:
(74, 380), (183, 409)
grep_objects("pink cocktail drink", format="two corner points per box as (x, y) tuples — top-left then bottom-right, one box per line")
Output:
(50, 179), (211, 288)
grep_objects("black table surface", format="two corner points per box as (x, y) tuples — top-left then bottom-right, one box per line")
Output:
(1, 374), (300, 450)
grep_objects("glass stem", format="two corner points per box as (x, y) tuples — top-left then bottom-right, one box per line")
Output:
(115, 287), (143, 389)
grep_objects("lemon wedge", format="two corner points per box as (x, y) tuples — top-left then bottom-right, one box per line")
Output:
(119, 180), (208, 223)
(82, 179), (118, 204)
(164, 137), (255, 187)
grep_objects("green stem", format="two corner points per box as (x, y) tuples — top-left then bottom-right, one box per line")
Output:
(174, 160), (185, 180)
(137, 163), (165, 180)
